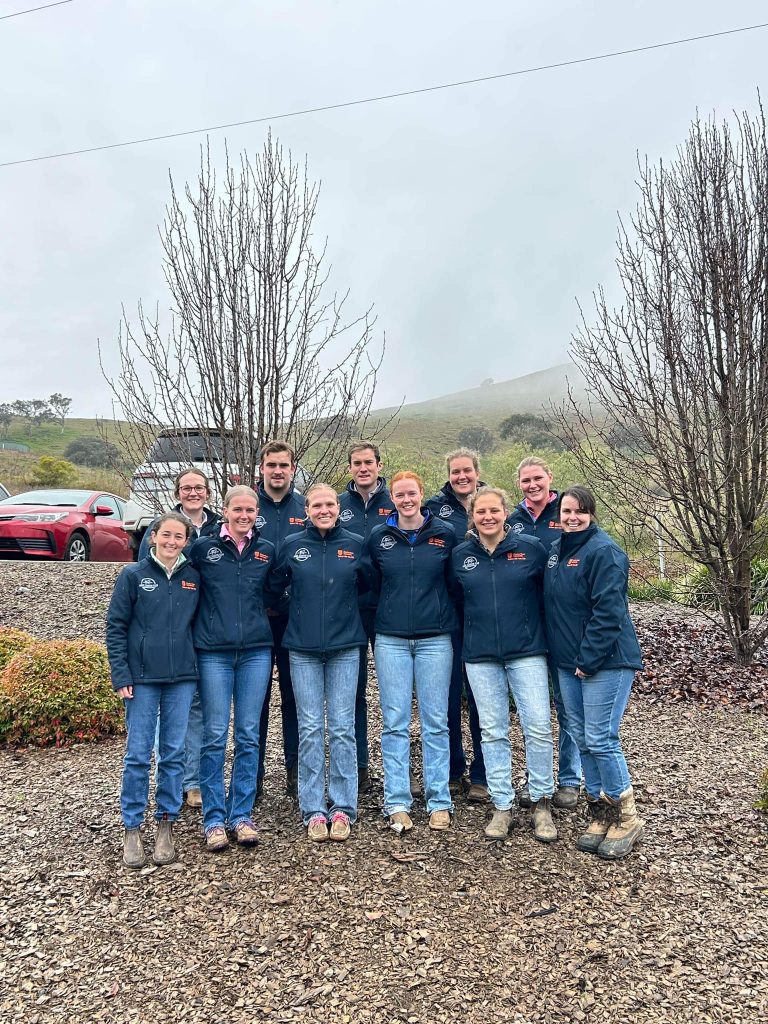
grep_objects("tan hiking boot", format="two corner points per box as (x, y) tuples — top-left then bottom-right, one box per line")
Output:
(429, 809), (452, 831)
(123, 828), (146, 868)
(234, 819), (259, 846)
(388, 811), (413, 834)
(184, 788), (203, 809)
(205, 825), (229, 852)
(598, 787), (644, 860)
(532, 797), (558, 843)
(577, 794), (613, 854)
(153, 816), (176, 865)
(329, 812), (351, 842)
(307, 815), (329, 842)
(484, 808), (513, 840)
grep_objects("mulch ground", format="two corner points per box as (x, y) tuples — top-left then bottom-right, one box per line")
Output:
(0, 563), (767, 1024)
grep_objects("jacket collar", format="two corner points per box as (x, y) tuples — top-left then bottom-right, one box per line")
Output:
(558, 522), (599, 555)
(304, 522), (343, 542)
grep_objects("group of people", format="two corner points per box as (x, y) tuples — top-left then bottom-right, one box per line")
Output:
(107, 441), (644, 869)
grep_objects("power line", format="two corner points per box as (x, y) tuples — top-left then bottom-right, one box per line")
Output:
(2, 19), (767, 169)
(1, 0), (73, 21)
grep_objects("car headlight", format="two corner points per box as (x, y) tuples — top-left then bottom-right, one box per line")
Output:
(14, 513), (70, 523)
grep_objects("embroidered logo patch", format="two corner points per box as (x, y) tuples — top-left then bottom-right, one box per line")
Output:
(339, 509), (354, 523)
(511, 522), (524, 534)
(547, 553), (558, 568)
(507, 552), (527, 560)
(337, 549), (355, 559)
(379, 507), (393, 516)
(206, 547), (224, 563)
(294, 548), (311, 562)
(289, 517), (305, 526)
(379, 535), (396, 550)
(428, 537), (445, 547)
(254, 515), (266, 529)
(462, 556), (479, 571)
(181, 580), (197, 590)
(567, 558), (580, 567)
(253, 551), (269, 562)
(138, 577), (158, 592)
(549, 520), (563, 530)
(439, 505), (453, 518)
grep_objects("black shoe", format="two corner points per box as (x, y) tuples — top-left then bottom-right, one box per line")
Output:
(449, 775), (470, 798)
(552, 785), (580, 811)
(286, 763), (298, 798)
(517, 783), (532, 808)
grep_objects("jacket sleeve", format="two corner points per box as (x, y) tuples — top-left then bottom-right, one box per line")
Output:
(106, 568), (136, 691)
(578, 544), (631, 676)
(355, 543), (377, 596)
(362, 536), (382, 599)
(265, 547), (292, 609)
(444, 536), (463, 608)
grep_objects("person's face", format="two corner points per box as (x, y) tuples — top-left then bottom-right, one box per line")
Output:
(559, 496), (592, 533)
(307, 489), (339, 530)
(260, 451), (296, 493)
(472, 495), (506, 540)
(177, 473), (209, 515)
(223, 495), (258, 538)
(392, 479), (423, 519)
(518, 465), (553, 505)
(151, 521), (188, 561)
(349, 448), (382, 489)
(448, 457), (479, 497)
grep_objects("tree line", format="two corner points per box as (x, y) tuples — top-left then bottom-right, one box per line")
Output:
(0, 395), (72, 438)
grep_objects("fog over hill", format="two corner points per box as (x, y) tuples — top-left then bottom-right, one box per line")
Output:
(375, 363), (588, 422)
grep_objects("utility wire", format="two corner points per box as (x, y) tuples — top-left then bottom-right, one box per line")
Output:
(1, 0), (73, 21)
(2, 19), (767, 169)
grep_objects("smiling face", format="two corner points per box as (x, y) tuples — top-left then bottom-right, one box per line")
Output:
(223, 494), (259, 539)
(349, 448), (382, 491)
(392, 478), (424, 521)
(448, 457), (479, 497)
(260, 449), (296, 496)
(518, 464), (553, 509)
(559, 495), (592, 533)
(472, 494), (506, 544)
(307, 487), (339, 532)
(151, 519), (189, 564)
(177, 471), (209, 517)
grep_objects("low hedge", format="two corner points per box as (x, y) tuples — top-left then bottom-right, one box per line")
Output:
(0, 639), (123, 747)
(757, 769), (768, 813)
(0, 627), (35, 672)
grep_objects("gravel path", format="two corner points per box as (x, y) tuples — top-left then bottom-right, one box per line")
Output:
(1, 562), (767, 1024)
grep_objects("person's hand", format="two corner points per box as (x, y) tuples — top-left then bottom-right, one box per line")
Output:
(575, 668), (587, 680)
(117, 686), (134, 699)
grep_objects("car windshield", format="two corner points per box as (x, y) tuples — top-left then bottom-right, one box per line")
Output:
(0, 489), (92, 507)
(146, 433), (228, 463)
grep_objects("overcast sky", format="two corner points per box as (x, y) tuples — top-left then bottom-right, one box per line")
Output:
(1, 0), (767, 417)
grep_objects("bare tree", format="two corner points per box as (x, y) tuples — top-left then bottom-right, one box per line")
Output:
(556, 104), (768, 665)
(100, 134), (395, 503)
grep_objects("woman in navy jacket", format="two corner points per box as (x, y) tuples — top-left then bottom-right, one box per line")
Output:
(188, 485), (280, 852)
(543, 486), (644, 860)
(452, 487), (557, 844)
(107, 513), (200, 869)
(274, 483), (373, 843)
(367, 471), (458, 833)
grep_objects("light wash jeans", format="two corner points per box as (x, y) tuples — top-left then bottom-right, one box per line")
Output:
(290, 648), (359, 824)
(121, 682), (196, 829)
(198, 647), (272, 831)
(557, 668), (634, 800)
(374, 633), (453, 815)
(466, 655), (554, 810)
(550, 661), (582, 788)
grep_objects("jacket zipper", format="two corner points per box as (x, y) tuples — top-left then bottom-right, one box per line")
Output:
(321, 539), (327, 651)
(490, 554), (502, 659)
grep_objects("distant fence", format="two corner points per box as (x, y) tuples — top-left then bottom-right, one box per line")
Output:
(0, 441), (30, 452)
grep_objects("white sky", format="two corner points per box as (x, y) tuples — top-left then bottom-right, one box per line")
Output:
(1, 0), (767, 416)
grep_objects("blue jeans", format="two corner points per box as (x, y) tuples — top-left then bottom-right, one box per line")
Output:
(355, 606), (377, 772)
(257, 614), (299, 789)
(550, 660), (582, 787)
(557, 668), (634, 800)
(198, 647), (272, 831)
(448, 626), (486, 785)
(375, 633), (453, 815)
(290, 648), (359, 824)
(466, 656), (554, 809)
(121, 682), (196, 829)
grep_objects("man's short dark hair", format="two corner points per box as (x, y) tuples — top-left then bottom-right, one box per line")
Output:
(348, 440), (381, 464)
(260, 441), (296, 464)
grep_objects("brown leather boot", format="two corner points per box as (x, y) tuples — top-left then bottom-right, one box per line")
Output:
(153, 815), (176, 865)
(598, 787), (644, 859)
(577, 794), (613, 854)
(123, 828), (146, 869)
(532, 797), (558, 843)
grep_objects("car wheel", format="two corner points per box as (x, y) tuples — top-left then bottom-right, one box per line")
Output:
(64, 533), (90, 562)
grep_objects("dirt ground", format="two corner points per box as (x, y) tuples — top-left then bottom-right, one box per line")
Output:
(0, 562), (766, 1024)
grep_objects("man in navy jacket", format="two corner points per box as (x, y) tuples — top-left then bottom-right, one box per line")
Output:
(254, 441), (307, 798)
(338, 441), (394, 790)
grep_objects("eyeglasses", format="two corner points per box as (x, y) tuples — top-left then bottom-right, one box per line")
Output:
(179, 485), (207, 494)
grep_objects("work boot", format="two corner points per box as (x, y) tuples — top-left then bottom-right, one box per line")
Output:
(123, 828), (146, 869)
(429, 809), (452, 831)
(552, 785), (580, 810)
(449, 775), (469, 798)
(484, 808), (513, 840)
(153, 815), (176, 865)
(184, 788), (203, 809)
(467, 783), (490, 803)
(598, 787), (644, 860)
(388, 811), (413, 834)
(532, 797), (558, 844)
(517, 782), (532, 808)
(577, 794), (613, 854)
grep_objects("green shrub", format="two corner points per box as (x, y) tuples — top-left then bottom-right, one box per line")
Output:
(29, 455), (77, 487)
(756, 768), (768, 812)
(674, 558), (768, 613)
(627, 577), (676, 602)
(0, 627), (35, 672)
(0, 639), (123, 747)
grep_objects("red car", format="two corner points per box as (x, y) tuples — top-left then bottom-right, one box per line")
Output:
(0, 488), (133, 562)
